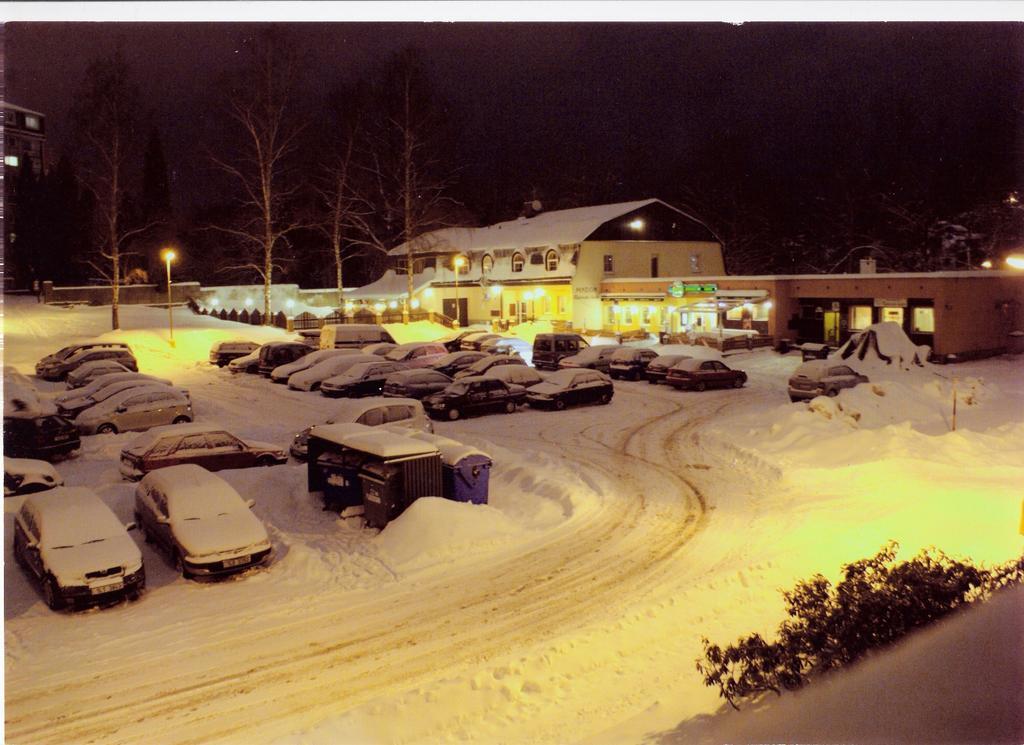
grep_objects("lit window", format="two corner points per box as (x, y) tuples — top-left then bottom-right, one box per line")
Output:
(607, 305), (617, 324)
(557, 295), (567, 314)
(511, 253), (524, 273)
(481, 254), (493, 274)
(24, 115), (40, 130)
(4, 155), (19, 167)
(912, 307), (934, 333)
(849, 305), (872, 330)
(603, 255), (614, 273)
(545, 250), (559, 271)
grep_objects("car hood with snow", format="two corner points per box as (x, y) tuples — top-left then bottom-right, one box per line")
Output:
(172, 511), (270, 559)
(42, 534), (142, 585)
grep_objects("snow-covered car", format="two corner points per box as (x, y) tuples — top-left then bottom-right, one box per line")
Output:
(479, 336), (533, 364)
(75, 385), (193, 435)
(269, 348), (357, 383)
(257, 341), (311, 377)
(34, 342), (132, 378)
(459, 332), (502, 351)
(526, 368), (613, 410)
(5, 458), (63, 497)
(320, 360), (408, 398)
(453, 353), (527, 379)
(381, 369), (454, 400)
(58, 378), (185, 419)
(429, 351), (490, 377)
(12, 487), (145, 610)
(227, 350), (261, 374)
(556, 345), (619, 373)
(56, 372), (175, 410)
(209, 340), (260, 367)
(423, 376), (527, 420)
(608, 348), (659, 381)
(483, 364), (544, 388)
(665, 358), (747, 391)
(361, 342), (398, 357)
(437, 327), (490, 352)
(64, 359), (133, 389)
(787, 360), (869, 402)
(134, 465), (272, 580)
(288, 353), (378, 391)
(384, 342), (449, 368)
(119, 424), (288, 480)
(644, 354), (691, 384)
(36, 344), (138, 381)
(289, 397), (433, 460)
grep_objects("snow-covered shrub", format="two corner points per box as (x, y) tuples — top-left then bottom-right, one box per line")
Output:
(696, 542), (1023, 709)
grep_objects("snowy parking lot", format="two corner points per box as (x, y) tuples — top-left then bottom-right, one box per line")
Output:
(4, 297), (1022, 744)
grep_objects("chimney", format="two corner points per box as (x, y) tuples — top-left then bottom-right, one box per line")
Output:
(859, 258), (877, 274)
(521, 199), (543, 218)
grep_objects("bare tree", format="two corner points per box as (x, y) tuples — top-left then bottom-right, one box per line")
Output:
(364, 48), (460, 320)
(72, 48), (156, 330)
(209, 30), (305, 323)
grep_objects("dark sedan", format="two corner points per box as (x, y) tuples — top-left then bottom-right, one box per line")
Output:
(320, 361), (408, 398)
(525, 368), (613, 410)
(119, 424), (288, 480)
(608, 348), (659, 381)
(423, 376), (526, 420)
(381, 369), (453, 399)
(430, 351), (489, 377)
(665, 358), (747, 391)
(453, 353), (526, 379)
(644, 354), (691, 384)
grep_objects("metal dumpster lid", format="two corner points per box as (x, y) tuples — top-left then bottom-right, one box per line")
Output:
(340, 430), (440, 459)
(401, 430), (491, 464)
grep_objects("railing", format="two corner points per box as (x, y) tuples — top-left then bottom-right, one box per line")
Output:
(193, 305), (457, 331)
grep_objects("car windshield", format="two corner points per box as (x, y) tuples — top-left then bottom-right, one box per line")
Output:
(447, 383), (469, 396)
(52, 346), (78, 360)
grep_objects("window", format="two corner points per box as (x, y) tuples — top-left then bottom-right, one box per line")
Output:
(651, 255), (659, 278)
(481, 254), (494, 274)
(207, 432), (243, 450)
(849, 305), (872, 330)
(175, 435), (210, 453)
(606, 306), (617, 325)
(642, 307), (652, 324)
(358, 408), (385, 426)
(603, 255), (614, 273)
(511, 253), (524, 273)
(881, 307), (904, 325)
(689, 254), (702, 273)
(148, 438), (177, 457)
(24, 115), (40, 130)
(830, 366), (856, 377)
(912, 306), (935, 333)
(4, 155), (18, 167)
(557, 295), (567, 314)
(545, 250), (559, 271)
(386, 406), (413, 423)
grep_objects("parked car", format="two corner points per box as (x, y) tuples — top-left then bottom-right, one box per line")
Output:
(319, 324), (395, 350)
(665, 358), (747, 391)
(64, 359), (133, 389)
(37, 345), (138, 381)
(289, 397), (433, 460)
(484, 364), (544, 388)
(459, 332), (502, 351)
(75, 386), (193, 435)
(57, 371), (173, 407)
(119, 424), (288, 480)
(381, 369), (454, 399)
(13, 487), (145, 610)
(453, 353), (527, 380)
(437, 327), (490, 352)
(257, 341), (311, 377)
(385, 342), (449, 368)
(644, 354), (691, 384)
(526, 368), (614, 410)
(429, 351), (489, 377)
(5, 458), (63, 497)
(423, 376), (527, 420)
(288, 353), (378, 391)
(362, 342), (398, 357)
(320, 360), (408, 398)
(35, 342), (132, 378)
(58, 378), (183, 419)
(787, 360), (869, 402)
(269, 348), (356, 383)
(134, 464), (272, 580)
(608, 347), (659, 380)
(4, 412), (80, 461)
(556, 345), (619, 373)
(228, 350), (261, 374)
(532, 333), (589, 370)
(209, 340), (260, 367)
(478, 336), (533, 363)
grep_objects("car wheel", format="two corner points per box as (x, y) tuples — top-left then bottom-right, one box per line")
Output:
(554, 398), (566, 411)
(505, 400), (516, 414)
(43, 575), (65, 610)
(172, 415), (191, 425)
(174, 552), (192, 580)
(733, 377), (744, 389)
(447, 407), (461, 421)
(695, 381), (706, 392)
(789, 395), (801, 403)
(136, 514), (154, 543)
(827, 388), (838, 397)
(256, 455), (277, 467)
(599, 392), (611, 405)
(96, 423), (118, 435)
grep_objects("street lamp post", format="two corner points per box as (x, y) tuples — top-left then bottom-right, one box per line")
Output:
(453, 255), (466, 327)
(162, 249), (176, 347)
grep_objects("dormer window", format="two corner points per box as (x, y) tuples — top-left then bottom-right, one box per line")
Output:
(545, 250), (559, 271)
(481, 254), (494, 274)
(511, 252), (524, 273)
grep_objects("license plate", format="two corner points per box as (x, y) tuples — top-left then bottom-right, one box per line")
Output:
(53, 433), (72, 442)
(327, 474), (349, 487)
(223, 556), (249, 568)
(92, 581), (123, 595)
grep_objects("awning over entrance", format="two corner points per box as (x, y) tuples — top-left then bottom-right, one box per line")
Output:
(710, 289), (769, 301)
(599, 292), (667, 301)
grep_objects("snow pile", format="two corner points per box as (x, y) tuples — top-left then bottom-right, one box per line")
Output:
(835, 321), (932, 373)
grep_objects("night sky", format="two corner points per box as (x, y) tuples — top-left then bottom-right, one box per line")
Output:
(5, 21), (1023, 224)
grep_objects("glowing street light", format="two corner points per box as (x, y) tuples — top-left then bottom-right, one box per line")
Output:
(453, 255), (466, 327)
(981, 259), (993, 269)
(161, 248), (176, 347)
(1006, 255), (1024, 270)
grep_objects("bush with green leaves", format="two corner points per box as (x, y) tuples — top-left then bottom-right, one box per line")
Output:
(696, 542), (1023, 709)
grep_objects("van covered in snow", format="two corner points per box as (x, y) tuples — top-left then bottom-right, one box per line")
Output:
(319, 324), (395, 351)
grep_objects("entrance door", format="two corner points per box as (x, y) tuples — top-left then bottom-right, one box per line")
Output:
(823, 311), (840, 344)
(442, 298), (468, 326)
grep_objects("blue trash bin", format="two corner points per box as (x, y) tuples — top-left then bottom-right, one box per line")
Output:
(446, 452), (492, 504)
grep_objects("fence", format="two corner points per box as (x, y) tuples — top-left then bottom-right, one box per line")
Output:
(193, 305), (457, 332)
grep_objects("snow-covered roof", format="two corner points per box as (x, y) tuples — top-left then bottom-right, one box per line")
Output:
(346, 269), (437, 301)
(1, 101), (44, 117)
(142, 465), (246, 519)
(24, 488), (127, 547)
(390, 199), (668, 257)
(312, 425), (438, 458)
(325, 397), (421, 423)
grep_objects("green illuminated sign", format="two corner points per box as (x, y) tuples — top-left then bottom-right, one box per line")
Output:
(668, 281), (717, 297)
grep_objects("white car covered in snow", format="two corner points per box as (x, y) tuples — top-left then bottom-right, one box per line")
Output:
(64, 359), (133, 389)
(134, 464), (272, 579)
(288, 353), (377, 391)
(57, 377), (182, 419)
(4, 457), (63, 497)
(12, 487), (145, 610)
(227, 350), (261, 374)
(787, 360), (869, 402)
(270, 348), (358, 383)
